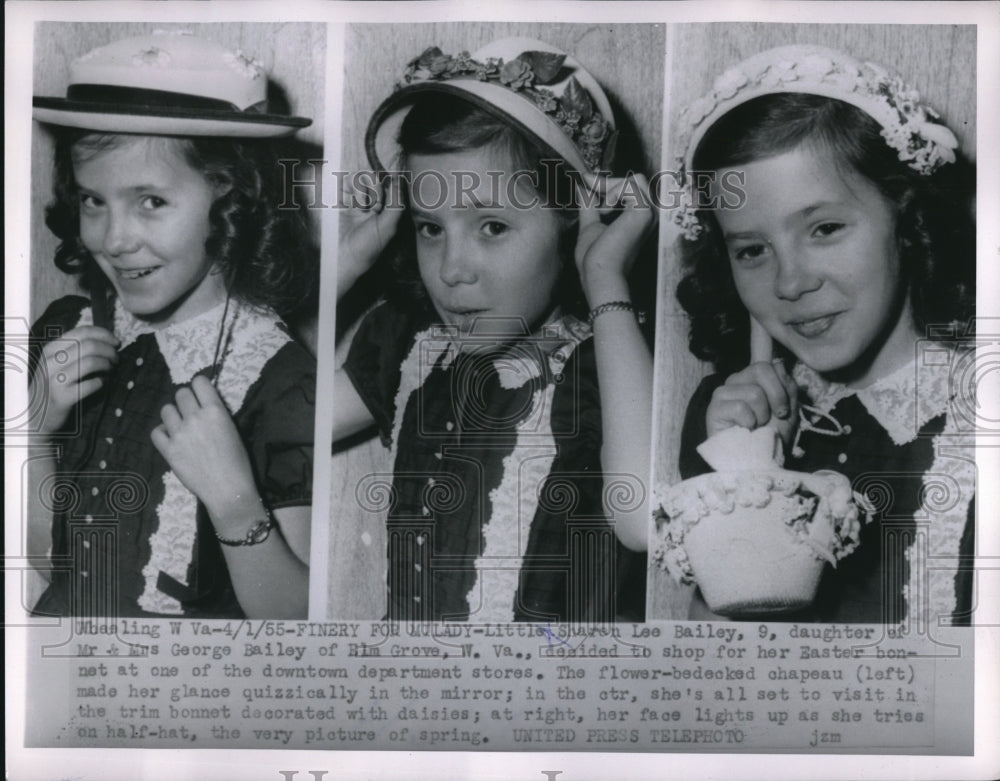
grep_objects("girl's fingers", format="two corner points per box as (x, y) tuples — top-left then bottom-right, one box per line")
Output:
(706, 398), (760, 435)
(190, 375), (224, 408)
(715, 382), (771, 428)
(744, 362), (794, 420)
(73, 354), (115, 380)
(160, 403), (183, 435)
(74, 377), (105, 401)
(749, 317), (773, 363)
(150, 424), (170, 454)
(174, 386), (200, 417)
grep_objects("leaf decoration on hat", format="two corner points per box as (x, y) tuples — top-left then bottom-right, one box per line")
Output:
(562, 76), (593, 121)
(395, 46), (611, 171)
(515, 51), (566, 85)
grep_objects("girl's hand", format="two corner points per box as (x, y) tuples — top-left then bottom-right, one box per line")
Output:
(574, 173), (657, 304)
(33, 326), (119, 437)
(338, 173), (404, 297)
(706, 359), (800, 447)
(151, 375), (261, 529)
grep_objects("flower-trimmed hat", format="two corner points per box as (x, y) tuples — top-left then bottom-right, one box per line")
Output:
(366, 37), (617, 175)
(32, 31), (311, 137)
(675, 44), (960, 239)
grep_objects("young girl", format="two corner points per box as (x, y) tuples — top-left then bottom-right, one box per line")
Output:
(335, 38), (655, 623)
(673, 45), (975, 625)
(29, 32), (317, 619)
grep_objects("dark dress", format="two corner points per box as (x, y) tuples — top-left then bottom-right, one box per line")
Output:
(344, 302), (646, 623)
(677, 352), (975, 625)
(31, 296), (315, 618)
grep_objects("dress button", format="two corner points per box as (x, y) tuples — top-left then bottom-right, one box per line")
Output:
(84, 515), (93, 524)
(843, 424), (852, 434)
(446, 421), (454, 431)
(105, 437), (114, 445)
(91, 487), (99, 497)
(416, 535), (425, 546)
(413, 596), (421, 603)
(114, 408), (123, 417)
(80, 571), (89, 578)
(82, 540), (91, 549)
(135, 357), (144, 366)
(99, 460), (107, 470)
(127, 381), (135, 390)
(837, 453), (847, 464)
(415, 563), (422, 572)
(422, 506), (430, 517)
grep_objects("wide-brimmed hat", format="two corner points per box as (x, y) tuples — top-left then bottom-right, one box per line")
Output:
(32, 31), (311, 137)
(366, 37), (617, 174)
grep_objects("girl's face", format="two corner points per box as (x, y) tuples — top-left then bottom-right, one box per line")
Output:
(73, 135), (226, 326)
(407, 147), (564, 347)
(716, 144), (918, 386)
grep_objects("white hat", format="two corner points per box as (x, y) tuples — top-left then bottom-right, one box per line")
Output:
(33, 31), (311, 137)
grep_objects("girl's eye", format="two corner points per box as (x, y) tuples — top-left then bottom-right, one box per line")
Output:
(730, 243), (769, 265)
(414, 221), (443, 239)
(139, 195), (167, 210)
(481, 221), (509, 238)
(78, 193), (103, 210)
(813, 221), (845, 238)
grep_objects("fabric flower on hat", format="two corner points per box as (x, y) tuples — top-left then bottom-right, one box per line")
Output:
(133, 47), (171, 68)
(713, 66), (749, 99)
(798, 54), (835, 81)
(500, 58), (534, 90)
(223, 50), (263, 80)
(914, 119), (959, 163)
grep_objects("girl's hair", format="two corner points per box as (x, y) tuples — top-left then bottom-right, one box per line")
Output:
(45, 130), (318, 319)
(386, 93), (587, 318)
(676, 93), (975, 375)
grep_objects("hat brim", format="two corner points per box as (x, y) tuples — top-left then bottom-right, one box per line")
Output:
(33, 98), (311, 138)
(366, 80), (592, 175)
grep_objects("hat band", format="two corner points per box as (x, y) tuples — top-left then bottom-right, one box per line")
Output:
(66, 84), (262, 114)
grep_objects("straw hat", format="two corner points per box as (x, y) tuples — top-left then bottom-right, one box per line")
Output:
(33, 31), (311, 137)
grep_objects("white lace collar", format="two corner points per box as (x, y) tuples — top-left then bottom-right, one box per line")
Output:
(77, 297), (291, 414)
(792, 343), (954, 446)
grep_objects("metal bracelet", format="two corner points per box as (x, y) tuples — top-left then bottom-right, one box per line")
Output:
(587, 300), (647, 327)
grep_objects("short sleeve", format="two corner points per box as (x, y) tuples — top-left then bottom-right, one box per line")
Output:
(342, 302), (420, 445)
(239, 340), (317, 509)
(678, 373), (725, 479)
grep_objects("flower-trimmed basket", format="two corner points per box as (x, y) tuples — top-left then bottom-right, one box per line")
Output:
(653, 469), (867, 616)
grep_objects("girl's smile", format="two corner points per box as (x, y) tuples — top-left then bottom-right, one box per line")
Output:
(407, 148), (565, 347)
(74, 135), (227, 326)
(716, 144), (919, 387)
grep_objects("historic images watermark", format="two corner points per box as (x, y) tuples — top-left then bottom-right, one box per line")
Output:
(276, 159), (748, 213)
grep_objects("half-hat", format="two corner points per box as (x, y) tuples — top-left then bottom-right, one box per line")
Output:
(32, 31), (311, 137)
(366, 37), (616, 175)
